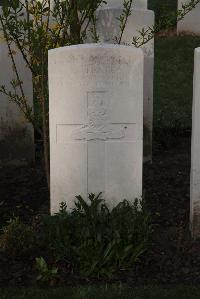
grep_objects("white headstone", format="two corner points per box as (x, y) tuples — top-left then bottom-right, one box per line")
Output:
(191, 47), (200, 238)
(101, 0), (147, 9)
(95, 8), (154, 161)
(177, 0), (200, 35)
(0, 9), (34, 165)
(49, 44), (143, 214)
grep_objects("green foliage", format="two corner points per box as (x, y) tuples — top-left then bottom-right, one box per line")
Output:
(35, 257), (58, 283)
(42, 194), (150, 277)
(0, 217), (35, 257)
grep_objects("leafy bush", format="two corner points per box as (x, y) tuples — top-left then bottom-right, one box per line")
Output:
(42, 194), (150, 277)
(0, 217), (35, 257)
(35, 257), (58, 283)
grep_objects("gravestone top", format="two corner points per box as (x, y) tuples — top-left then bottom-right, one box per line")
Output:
(49, 42), (143, 55)
(100, 0), (147, 9)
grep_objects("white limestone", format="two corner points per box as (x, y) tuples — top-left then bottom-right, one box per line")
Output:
(190, 47), (200, 238)
(95, 8), (154, 161)
(49, 44), (143, 214)
(101, 0), (147, 9)
(0, 10), (34, 165)
(177, 0), (200, 35)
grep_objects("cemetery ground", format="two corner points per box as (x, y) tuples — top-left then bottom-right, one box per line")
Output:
(0, 34), (200, 296)
(2, 285), (200, 299)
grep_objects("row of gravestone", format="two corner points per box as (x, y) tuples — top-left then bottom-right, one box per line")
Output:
(1, 0), (199, 167)
(1, 1), (200, 238)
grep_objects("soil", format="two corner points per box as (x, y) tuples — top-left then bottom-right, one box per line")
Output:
(1, 132), (200, 287)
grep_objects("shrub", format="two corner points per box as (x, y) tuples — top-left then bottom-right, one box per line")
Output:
(42, 194), (150, 277)
(0, 217), (35, 258)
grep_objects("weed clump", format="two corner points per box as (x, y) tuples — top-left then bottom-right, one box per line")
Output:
(42, 194), (150, 277)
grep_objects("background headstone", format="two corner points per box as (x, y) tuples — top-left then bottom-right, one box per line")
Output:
(0, 8), (34, 165)
(94, 7), (154, 161)
(177, 0), (200, 35)
(190, 47), (200, 239)
(49, 44), (143, 214)
(102, 0), (147, 9)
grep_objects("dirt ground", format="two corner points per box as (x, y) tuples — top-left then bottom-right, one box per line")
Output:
(1, 133), (200, 286)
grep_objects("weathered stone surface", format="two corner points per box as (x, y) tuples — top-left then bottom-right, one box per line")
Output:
(49, 44), (143, 213)
(0, 9), (34, 165)
(101, 0), (147, 9)
(191, 47), (200, 239)
(95, 8), (154, 162)
(177, 0), (200, 35)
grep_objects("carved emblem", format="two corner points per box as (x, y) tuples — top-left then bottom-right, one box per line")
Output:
(71, 91), (125, 141)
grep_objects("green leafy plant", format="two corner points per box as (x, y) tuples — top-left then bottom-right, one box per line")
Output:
(0, 217), (35, 257)
(42, 194), (150, 277)
(35, 256), (58, 283)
